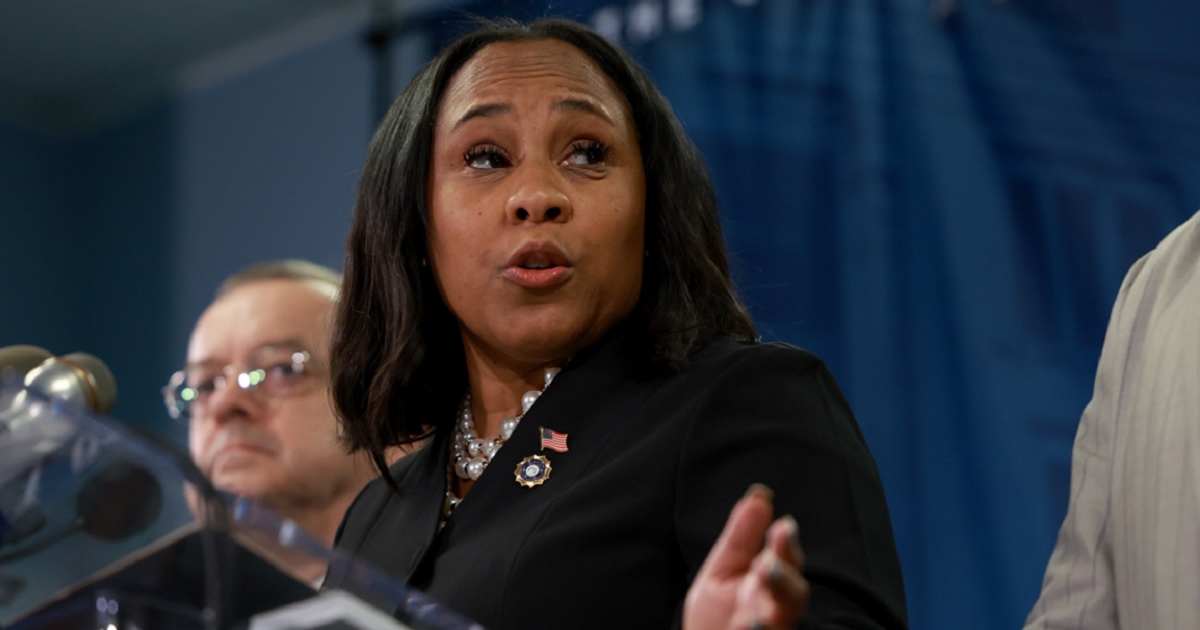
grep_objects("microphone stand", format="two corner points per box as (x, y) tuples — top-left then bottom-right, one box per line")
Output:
(0, 377), (233, 630)
(122, 423), (232, 630)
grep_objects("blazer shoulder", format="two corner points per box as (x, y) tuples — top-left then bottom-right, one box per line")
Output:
(684, 339), (858, 437)
(689, 337), (831, 379)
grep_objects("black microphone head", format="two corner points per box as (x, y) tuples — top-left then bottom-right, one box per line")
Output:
(76, 461), (163, 541)
(58, 352), (118, 414)
(0, 346), (52, 379)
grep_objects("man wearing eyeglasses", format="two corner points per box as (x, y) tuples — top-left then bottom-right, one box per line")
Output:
(163, 260), (381, 583)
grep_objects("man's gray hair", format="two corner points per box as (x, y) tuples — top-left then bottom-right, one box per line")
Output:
(216, 259), (341, 300)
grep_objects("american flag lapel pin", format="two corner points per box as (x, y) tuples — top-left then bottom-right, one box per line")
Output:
(540, 426), (569, 453)
(516, 428), (568, 488)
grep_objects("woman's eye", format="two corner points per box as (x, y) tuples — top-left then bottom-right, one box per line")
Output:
(564, 140), (611, 167)
(464, 145), (510, 169)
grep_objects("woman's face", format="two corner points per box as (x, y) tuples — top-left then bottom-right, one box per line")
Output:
(427, 39), (646, 368)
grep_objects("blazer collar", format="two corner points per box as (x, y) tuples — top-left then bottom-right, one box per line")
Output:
(373, 326), (655, 583)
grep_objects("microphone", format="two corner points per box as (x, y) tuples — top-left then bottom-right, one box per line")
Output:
(0, 346), (52, 411)
(0, 352), (118, 485)
(0, 460), (164, 563)
(0, 348), (229, 625)
(0, 351), (121, 548)
(76, 460), (164, 541)
(22, 351), (118, 414)
(0, 345), (53, 378)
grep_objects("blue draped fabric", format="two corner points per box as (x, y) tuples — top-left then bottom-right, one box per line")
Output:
(414, 1), (1200, 628)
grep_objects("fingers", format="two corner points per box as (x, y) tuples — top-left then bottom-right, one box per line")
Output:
(745, 517), (810, 629)
(766, 515), (805, 570)
(731, 556), (807, 630)
(740, 556), (808, 629)
(685, 485), (811, 630)
(697, 483), (777, 580)
(757, 544), (810, 618)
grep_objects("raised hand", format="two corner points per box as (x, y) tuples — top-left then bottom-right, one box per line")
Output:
(684, 484), (810, 630)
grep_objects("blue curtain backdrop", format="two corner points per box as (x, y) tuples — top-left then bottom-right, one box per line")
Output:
(395, 1), (1200, 628)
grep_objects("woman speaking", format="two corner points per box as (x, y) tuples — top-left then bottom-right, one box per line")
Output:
(325, 17), (907, 630)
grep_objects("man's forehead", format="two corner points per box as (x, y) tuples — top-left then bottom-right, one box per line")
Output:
(187, 280), (333, 364)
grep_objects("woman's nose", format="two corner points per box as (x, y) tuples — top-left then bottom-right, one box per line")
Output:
(505, 162), (572, 224)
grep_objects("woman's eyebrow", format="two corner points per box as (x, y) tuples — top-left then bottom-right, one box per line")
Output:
(552, 98), (613, 124)
(452, 98), (613, 132)
(453, 102), (512, 130)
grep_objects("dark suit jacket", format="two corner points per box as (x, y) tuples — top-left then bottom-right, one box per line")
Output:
(328, 333), (907, 629)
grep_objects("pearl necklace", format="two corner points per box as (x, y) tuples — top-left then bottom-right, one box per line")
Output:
(444, 367), (560, 519)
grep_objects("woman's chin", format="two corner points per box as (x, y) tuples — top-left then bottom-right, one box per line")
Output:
(495, 324), (601, 364)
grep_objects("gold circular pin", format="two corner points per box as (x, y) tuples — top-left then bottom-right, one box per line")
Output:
(515, 454), (552, 487)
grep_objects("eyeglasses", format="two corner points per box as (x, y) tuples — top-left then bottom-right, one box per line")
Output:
(162, 345), (322, 421)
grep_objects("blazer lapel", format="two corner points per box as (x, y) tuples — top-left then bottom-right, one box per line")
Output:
(440, 329), (658, 534)
(355, 431), (449, 584)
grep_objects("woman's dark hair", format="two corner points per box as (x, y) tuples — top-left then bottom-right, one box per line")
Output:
(331, 17), (756, 477)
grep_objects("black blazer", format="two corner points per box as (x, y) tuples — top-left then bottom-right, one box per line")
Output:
(328, 333), (907, 629)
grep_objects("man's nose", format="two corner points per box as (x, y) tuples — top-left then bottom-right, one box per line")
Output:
(203, 379), (260, 424)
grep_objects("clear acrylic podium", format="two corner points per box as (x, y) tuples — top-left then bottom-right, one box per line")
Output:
(0, 376), (483, 630)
